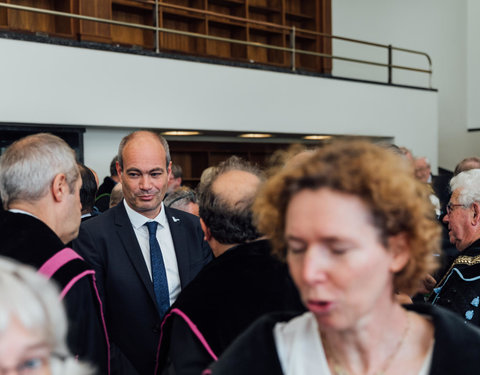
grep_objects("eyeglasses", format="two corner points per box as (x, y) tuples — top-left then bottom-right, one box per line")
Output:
(446, 202), (467, 214)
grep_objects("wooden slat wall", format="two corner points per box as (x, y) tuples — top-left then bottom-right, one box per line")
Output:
(0, 0), (332, 73)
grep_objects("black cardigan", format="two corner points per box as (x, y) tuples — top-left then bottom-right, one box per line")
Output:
(207, 303), (480, 375)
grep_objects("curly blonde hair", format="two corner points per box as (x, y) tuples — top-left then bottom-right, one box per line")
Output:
(253, 141), (441, 295)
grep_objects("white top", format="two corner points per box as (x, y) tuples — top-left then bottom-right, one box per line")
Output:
(273, 311), (433, 375)
(123, 200), (181, 305)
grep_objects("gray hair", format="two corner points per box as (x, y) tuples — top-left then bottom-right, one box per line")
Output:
(164, 186), (197, 210)
(0, 257), (67, 355)
(450, 169), (480, 206)
(0, 133), (79, 208)
(117, 131), (171, 169)
(454, 156), (480, 176)
(0, 257), (92, 374)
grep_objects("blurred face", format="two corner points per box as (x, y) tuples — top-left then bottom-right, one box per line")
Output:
(119, 134), (171, 219)
(285, 188), (401, 332)
(167, 176), (182, 195)
(60, 177), (82, 244)
(414, 158), (431, 183)
(443, 189), (475, 251)
(0, 317), (51, 375)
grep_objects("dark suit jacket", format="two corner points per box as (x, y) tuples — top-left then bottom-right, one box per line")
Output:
(74, 202), (212, 375)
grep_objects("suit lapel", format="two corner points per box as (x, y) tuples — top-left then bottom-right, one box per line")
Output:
(165, 208), (190, 288)
(113, 204), (158, 308)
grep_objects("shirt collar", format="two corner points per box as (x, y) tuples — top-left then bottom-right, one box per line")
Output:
(123, 200), (167, 230)
(8, 208), (39, 220)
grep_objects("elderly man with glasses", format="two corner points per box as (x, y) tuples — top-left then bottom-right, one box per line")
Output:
(428, 169), (480, 326)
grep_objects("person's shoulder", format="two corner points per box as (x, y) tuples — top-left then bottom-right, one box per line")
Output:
(165, 206), (199, 221)
(410, 303), (480, 372)
(81, 203), (124, 229)
(409, 303), (480, 343)
(164, 207), (201, 228)
(207, 312), (300, 375)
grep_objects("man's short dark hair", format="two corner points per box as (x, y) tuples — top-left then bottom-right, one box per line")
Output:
(110, 156), (119, 177)
(78, 163), (98, 213)
(171, 164), (183, 179)
(197, 156), (264, 244)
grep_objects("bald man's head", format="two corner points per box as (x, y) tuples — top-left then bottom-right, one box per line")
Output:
(197, 156), (264, 245)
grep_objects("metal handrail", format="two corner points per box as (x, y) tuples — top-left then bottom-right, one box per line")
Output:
(0, 2), (433, 88)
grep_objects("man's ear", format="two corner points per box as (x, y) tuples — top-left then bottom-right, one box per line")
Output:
(388, 232), (411, 273)
(116, 161), (122, 178)
(200, 218), (211, 242)
(472, 202), (480, 225)
(167, 161), (172, 179)
(51, 173), (67, 203)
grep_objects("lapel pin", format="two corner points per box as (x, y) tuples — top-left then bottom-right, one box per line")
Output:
(172, 216), (180, 223)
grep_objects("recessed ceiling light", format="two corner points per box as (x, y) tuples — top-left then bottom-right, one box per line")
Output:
(238, 133), (273, 138)
(161, 131), (201, 136)
(303, 135), (332, 140)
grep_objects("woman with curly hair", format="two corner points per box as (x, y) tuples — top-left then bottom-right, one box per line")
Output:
(206, 141), (480, 375)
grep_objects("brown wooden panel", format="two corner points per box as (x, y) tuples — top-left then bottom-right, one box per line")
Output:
(318, 0), (331, 73)
(79, 0), (112, 43)
(0, 0), (8, 27)
(161, 11), (206, 54)
(206, 22), (245, 59)
(111, 4), (154, 48)
(248, 27), (284, 65)
(7, 0), (55, 34)
(0, 0), (331, 74)
(54, 0), (73, 36)
(168, 140), (294, 187)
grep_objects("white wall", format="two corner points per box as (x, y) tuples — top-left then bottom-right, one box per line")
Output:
(332, 0), (480, 171)
(0, 34), (437, 180)
(467, 0), (480, 130)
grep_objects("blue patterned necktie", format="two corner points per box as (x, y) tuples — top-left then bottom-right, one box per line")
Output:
(145, 221), (170, 317)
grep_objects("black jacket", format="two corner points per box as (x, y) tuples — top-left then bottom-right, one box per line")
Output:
(429, 239), (480, 326)
(207, 303), (480, 375)
(0, 210), (109, 374)
(159, 239), (304, 375)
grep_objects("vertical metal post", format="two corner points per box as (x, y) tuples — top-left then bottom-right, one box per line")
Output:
(155, 0), (159, 53)
(290, 26), (296, 71)
(388, 44), (392, 84)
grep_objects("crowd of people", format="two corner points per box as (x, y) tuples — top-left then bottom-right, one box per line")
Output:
(1, 131), (480, 375)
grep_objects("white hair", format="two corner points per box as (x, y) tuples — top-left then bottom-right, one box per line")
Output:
(0, 257), (92, 375)
(0, 133), (79, 208)
(450, 169), (480, 206)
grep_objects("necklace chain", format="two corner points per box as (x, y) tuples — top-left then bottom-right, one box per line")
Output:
(323, 312), (411, 375)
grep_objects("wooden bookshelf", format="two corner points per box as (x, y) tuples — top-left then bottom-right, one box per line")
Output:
(0, 0), (76, 38)
(0, 0), (331, 73)
(168, 140), (293, 189)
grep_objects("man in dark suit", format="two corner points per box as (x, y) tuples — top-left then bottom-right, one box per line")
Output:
(74, 130), (212, 375)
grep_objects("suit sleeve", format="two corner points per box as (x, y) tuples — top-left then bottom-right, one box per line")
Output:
(73, 222), (141, 375)
(74, 224), (106, 303)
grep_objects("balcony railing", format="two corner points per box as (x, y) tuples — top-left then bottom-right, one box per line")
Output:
(0, 2), (433, 88)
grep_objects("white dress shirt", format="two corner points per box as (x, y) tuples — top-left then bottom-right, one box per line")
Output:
(273, 312), (433, 375)
(123, 200), (181, 306)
